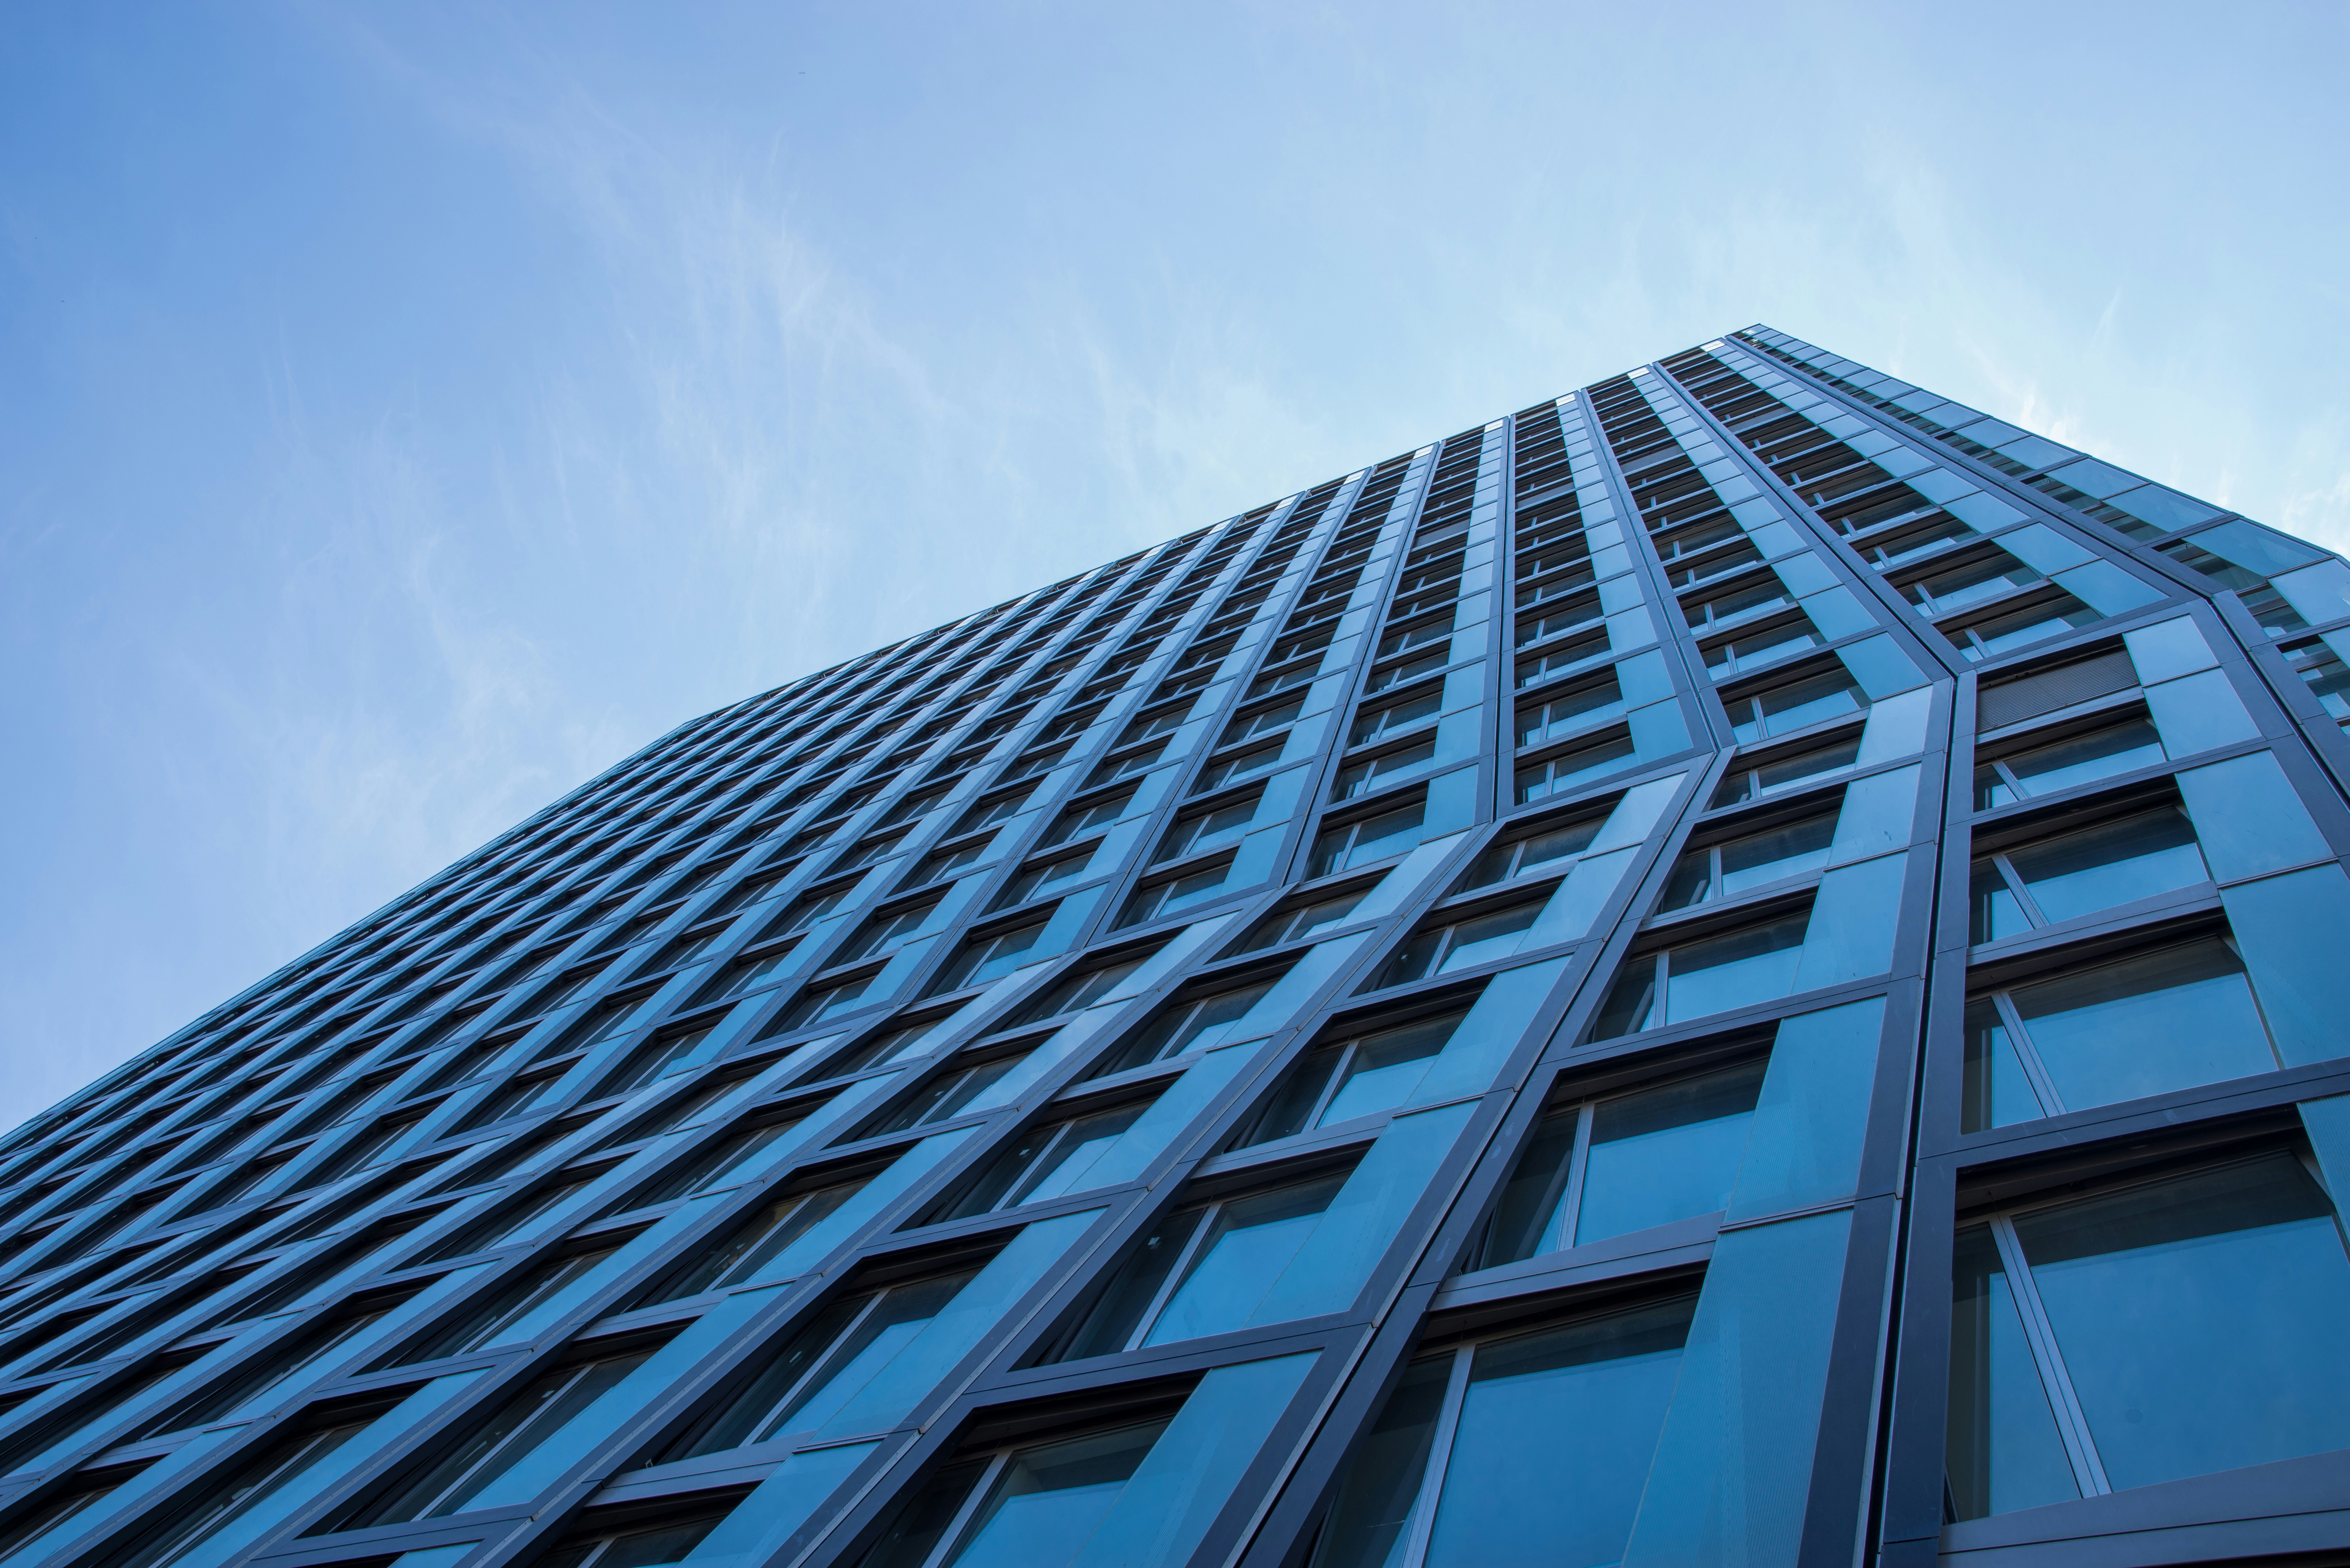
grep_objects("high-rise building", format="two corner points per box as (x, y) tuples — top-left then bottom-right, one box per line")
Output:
(8, 325), (2350, 1568)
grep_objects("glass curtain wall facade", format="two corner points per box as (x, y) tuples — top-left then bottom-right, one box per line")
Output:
(6, 327), (2350, 1568)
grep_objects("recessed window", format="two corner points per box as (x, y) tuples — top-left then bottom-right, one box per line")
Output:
(1515, 731), (1637, 804)
(989, 848), (1095, 911)
(1192, 739), (1285, 795)
(1058, 1167), (1352, 1355)
(1720, 666), (1861, 744)
(1371, 896), (1549, 989)
(1711, 733), (1862, 807)
(839, 899), (943, 963)
(1461, 818), (1603, 889)
(859, 1417), (1174, 1567)
(1365, 650), (1447, 694)
(1308, 801), (1427, 878)
(1974, 716), (2164, 808)
(533, 1502), (741, 1568)
(1219, 697), (1303, 749)
(1479, 1059), (1767, 1267)
(1312, 1296), (1695, 1568)
(1897, 547), (2043, 616)
(1352, 689), (1442, 748)
(903, 839), (992, 889)
(633, 1171), (875, 1304)
(1240, 1012), (1467, 1142)
(1516, 672), (1625, 749)
(772, 972), (876, 1031)
(1945, 1150), (2350, 1517)
(1084, 743), (1165, 788)
(1012, 950), (1159, 1023)
(932, 1099), (1155, 1220)
(642, 1265), (990, 1463)
(1659, 808), (1836, 911)
(1040, 790), (1132, 847)
(1114, 859), (1234, 929)
(929, 921), (1050, 994)
(868, 1051), (1033, 1135)
(1682, 571), (1791, 631)
(1154, 791), (1262, 863)
(1969, 804), (2208, 942)
(1332, 741), (1437, 802)
(1962, 936), (2282, 1130)
(1514, 588), (1603, 651)
(825, 1008), (967, 1076)
(1944, 591), (2103, 661)
(345, 1345), (661, 1523)
(950, 786), (1035, 839)
(1095, 974), (1281, 1075)
(390, 1244), (622, 1365)
(1595, 909), (1811, 1037)
(1229, 886), (1375, 953)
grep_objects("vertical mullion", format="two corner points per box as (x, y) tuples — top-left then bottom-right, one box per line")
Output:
(1305, 1044), (1360, 1130)
(1126, 1204), (1219, 1352)
(1987, 1215), (2111, 1496)
(919, 1451), (1012, 1568)
(1002, 1123), (1076, 1211)
(1399, 1347), (1478, 1568)
(1543, 1104), (1599, 1254)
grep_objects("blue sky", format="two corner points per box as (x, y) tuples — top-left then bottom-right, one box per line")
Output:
(4, 0), (2346, 1112)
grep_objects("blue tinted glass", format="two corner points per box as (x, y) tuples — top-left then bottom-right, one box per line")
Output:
(1436, 901), (1542, 972)
(947, 1421), (1165, 1568)
(1662, 915), (1807, 1023)
(2008, 808), (2207, 924)
(2012, 941), (2275, 1114)
(1144, 1177), (1342, 1346)
(1573, 1062), (1765, 1246)
(1998, 720), (2164, 798)
(1309, 1357), (1449, 1568)
(1422, 1299), (1693, 1568)
(1318, 1019), (1457, 1127)
(1717, 814), (1837, 897)
(1969, 864), (2029, 943)
(2017, 1155), (2350, 1490)
(766, 1274), (972, 1440)
(1961, 1001), (2047, 1132)
(1945, 1226), (2080, 1519)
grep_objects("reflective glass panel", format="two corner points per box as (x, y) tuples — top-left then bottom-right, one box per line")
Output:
(2015, 1154), (2350, 1491)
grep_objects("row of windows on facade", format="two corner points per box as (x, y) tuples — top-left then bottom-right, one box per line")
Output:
(0, 604), (2293, 1266)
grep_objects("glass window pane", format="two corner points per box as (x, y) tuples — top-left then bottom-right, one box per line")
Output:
(1662, 914), (1808, 1024)
(1960, 1000), (2045, 1132)
(1969, 863), (2029, 944)
(1573, 1062), (1766, 1246)
(1143, 1176), (1345, 1346)
(1435, 901), (1543, 972)
(1995, 720), (2164, 800)
(1716, 813), (1837, 897)
(1012, 1106), (1148, 1207)
(1309, 1356), (1450, 1568)
(1479, 1110), (1580, 1268)
(759, 1273), (979, 1444)
(1944, 1225), (2079, 1520)
(2010, 941), (2276, 1116)
(945, 1421), (1169, 1568)
(2006, 808), (2208, 924)
(2015, 1154), (2350, 1490)
(1422, 1298), (1695, 1568)
(1318, 1018), (1459, 1127)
